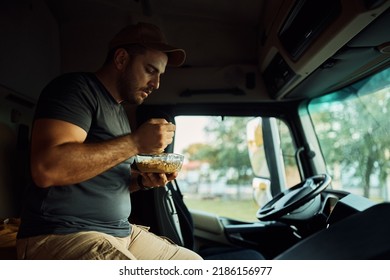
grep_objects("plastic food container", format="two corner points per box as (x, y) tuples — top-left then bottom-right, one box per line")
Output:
(135, 153), (184, 173)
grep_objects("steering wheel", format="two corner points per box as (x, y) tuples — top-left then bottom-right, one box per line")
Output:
(256, 174), (331, 221)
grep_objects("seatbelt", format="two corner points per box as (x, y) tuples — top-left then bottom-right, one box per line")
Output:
(166, 180), (195, 250)
(164, 185), (184, 245)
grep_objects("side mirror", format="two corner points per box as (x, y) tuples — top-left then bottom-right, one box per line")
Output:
(252, 177), (272, 207)
(246, 117), (270, 177)
(247, 117), (272, 207)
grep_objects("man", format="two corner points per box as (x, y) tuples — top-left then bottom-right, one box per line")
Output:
(16, 22), (202, 260)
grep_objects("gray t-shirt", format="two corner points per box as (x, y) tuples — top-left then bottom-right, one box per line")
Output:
(18, 72), (133, 238)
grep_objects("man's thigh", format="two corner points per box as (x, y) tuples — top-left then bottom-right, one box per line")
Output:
(128, 224), (202, 260)
(17, 231), (136, 260)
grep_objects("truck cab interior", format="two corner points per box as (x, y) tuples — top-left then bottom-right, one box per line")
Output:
(1, 0), (390, 260)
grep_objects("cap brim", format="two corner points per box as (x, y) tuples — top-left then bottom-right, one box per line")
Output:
(143, 42), (186, 67)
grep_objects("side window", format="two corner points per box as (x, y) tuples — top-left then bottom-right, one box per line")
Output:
(174, 115), (301, 222)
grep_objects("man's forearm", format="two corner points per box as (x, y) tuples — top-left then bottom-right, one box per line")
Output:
(31, 134), (138, 188)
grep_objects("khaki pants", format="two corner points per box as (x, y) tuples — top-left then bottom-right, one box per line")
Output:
(16, 224), (203, 260)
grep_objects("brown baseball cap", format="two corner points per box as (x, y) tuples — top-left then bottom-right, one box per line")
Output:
(109, 22), (186, 67)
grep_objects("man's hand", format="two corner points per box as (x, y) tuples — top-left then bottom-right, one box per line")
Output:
(140, 172), (178, 187)
(130, 169), (178, 192)
(133, 118), (176, 154)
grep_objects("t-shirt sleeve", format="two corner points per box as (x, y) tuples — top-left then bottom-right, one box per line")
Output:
(34, 73), (96, 133)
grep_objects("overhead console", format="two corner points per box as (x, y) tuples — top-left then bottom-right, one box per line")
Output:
(259, 0), (390, 99)
(279, 0), (342, 61)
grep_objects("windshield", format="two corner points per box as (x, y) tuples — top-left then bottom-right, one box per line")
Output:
(308, 67), (390, 202)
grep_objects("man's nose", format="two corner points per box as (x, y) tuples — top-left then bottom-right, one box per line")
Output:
(149, 75), (160, 90)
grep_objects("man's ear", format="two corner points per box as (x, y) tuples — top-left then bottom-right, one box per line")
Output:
(113, 48), (128, 70)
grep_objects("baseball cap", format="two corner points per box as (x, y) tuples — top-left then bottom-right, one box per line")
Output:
(109, 22), (186, 67)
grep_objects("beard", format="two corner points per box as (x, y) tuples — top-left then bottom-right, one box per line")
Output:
(117, 66), (150, 105)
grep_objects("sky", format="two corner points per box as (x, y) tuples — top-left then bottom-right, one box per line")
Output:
(173, 116), (210, 154)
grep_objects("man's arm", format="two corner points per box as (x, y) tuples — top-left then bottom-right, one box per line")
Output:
(31, 118), (175, 188)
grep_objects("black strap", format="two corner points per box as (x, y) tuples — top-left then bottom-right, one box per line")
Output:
(166, 180), (195, 250)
